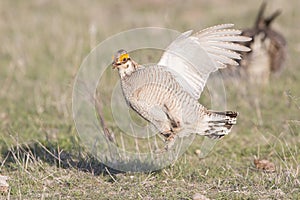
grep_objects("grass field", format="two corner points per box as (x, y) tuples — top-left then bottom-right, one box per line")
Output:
(0, 0), (299, 199)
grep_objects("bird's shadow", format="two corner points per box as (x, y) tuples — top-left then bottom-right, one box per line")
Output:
(1, 140), (123, 179)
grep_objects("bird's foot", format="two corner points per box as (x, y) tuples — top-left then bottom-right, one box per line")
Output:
(161, 130), (176, 151)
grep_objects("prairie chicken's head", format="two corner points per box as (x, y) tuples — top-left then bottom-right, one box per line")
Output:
(112, 49), (138, 78)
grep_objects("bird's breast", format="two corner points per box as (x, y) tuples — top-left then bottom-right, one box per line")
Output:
(121, 66), (181, 101)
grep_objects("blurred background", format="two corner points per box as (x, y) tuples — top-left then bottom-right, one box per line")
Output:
(0, 0), (299, 199)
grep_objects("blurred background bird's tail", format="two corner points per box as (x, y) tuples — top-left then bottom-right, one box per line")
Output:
(255, 2), (282, 29)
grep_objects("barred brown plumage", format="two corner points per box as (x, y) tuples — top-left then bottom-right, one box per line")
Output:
(112, 24), (251, 149)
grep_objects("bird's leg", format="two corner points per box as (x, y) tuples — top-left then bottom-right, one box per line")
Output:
(161, 118), (181, 143)
(161, 130), (175, 141)
(170, 120), (181, 133)
(161, 130), (177, 151)
(163, 104), (182, 133)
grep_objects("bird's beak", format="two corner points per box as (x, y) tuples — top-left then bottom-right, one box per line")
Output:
(112, 61), (120, 69)
(112, 62), (117, 69)
(112, 55), (118, 69)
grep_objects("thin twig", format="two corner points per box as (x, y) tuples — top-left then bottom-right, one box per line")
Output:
(76, 79), (115, 142)
(105, 167), (117, 182)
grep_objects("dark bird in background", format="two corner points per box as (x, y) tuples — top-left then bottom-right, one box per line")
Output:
(224, 2), (287, 84)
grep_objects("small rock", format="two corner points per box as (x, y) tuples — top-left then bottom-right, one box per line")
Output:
(0, 175), (9, 193)
(195, 149), (201, 156)
(193, 193), (210, 200)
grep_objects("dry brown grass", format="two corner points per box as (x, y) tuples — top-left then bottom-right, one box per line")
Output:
(0, 0), (299, 199)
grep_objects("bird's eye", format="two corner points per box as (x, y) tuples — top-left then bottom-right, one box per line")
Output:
(119, 53), (129, 63)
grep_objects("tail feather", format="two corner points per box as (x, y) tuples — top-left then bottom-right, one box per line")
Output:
(265, 10), (281, 27)
(254, 2), (282, 29)
(204, 111), (238, 139)
(254, 2), (266, 28)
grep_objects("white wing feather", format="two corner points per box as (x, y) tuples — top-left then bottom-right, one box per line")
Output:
(158, 24), (251, 99)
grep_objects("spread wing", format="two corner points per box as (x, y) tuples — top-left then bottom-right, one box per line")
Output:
(158, 24), (251, 99)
